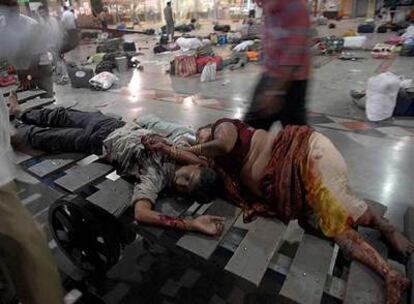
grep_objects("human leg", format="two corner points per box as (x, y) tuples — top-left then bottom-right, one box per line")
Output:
(20, 107), (113, 129)
(14, 123), (90, 153)
(335, 228), (409, 304)
(281, 80), (308, 126)
(357, 206), (414, 256)
(0, 182), (63, 304)
(243, 74), (284, 130)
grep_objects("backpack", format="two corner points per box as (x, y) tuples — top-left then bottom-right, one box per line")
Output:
(358, 23), (375, 33)
(377, 24), (387, 33)
(160, 34), (169, 45)
(123, 42), (136, 52)
(66, 63), (94, 88)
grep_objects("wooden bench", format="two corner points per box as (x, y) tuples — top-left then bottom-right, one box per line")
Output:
(16, 150), (410, 304)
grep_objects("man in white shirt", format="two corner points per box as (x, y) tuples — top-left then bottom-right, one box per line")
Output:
(61, 5), (76, 30)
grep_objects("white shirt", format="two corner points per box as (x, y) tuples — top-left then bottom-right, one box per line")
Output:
(0, 94), (16, 187)
(61, 10), (76, 30)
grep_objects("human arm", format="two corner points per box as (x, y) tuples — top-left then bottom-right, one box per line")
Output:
(132, 163), (224, 235)
(134, 199), (224, 236)
(184, 122), (238, 158)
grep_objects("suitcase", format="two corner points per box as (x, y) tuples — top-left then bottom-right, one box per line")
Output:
(174, 55), (197, 77)
(214, 24), (231, 32)
(67, 63), (94, 88)
(160, 34), (169, 45)
(196, 56), (223, 73)
(357, 23), (375, 33)
(377, 24), (387, 33)
(123, 42), (136, 52)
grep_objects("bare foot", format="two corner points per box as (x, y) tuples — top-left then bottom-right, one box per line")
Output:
(384, 230), (414, 257)
(386, 270), (410, 304)
(7, 92), (21, 117)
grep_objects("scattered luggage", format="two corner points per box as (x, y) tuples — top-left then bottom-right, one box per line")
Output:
(196, 56), (222, 73)
(217, 34), (228, 45)
(214, 24), (231, 32)
(95, 60), (116, 74)
(66, 63), (94, 88)
(173, 55), (197, 77)
(200, 63), (217, 83)
(400, 40), (414, 56)
(377, 24), (387, 33)
(122, 42), (136, 52)
(160, 34), (169, 45)
(89, 72), (118, 90)
(357, 23), (375, 33)
(96, 38), (123, 53)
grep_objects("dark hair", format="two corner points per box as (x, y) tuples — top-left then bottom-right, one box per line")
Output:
(196, 123), (213, 138)
(63, 6), (68, 10)
(0, 0), (18, 7)
(167, 2), (171, 6)
(191, 167), (221, 204)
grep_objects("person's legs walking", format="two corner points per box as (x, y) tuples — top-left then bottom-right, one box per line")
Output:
(281, 80), (308, 126)
(0, 182), (64, 304)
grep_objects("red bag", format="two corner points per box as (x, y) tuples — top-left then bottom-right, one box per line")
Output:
(196, 56), (222, 73)
(174, 55), (197, 77)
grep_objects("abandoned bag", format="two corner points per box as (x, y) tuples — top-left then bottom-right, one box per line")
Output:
(214, 24), (231, 32)
(66, 63), (94, 88)
(160, 34), (169, 45)
(377, 24), (388, 33)
(96, 38), (123, 53)
(366, 72), (401, 121)
(89, 72), (119, 90)
(196, 56), (222, 73)
(123, 41), (136, 52)
(217, 35), (228, 45)
(200, 62), (217, 83)
(174, 55), (197, 77)
(95, 60), (116, 74)
(400, 39), (414, 56)
(358, 23), (375, 33)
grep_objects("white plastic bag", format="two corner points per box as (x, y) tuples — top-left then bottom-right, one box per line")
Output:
(366, 72), (401, 121)
(176, 37), (203, 51)
(233, 40), (254, 52)
(343, 36), (367, 49)
(200, 62), (217, 83)
(89, 72), (119, 90)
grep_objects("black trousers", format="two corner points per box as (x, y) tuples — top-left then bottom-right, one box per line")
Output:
(244, 73), (308, 130)
(16, 107), (125, 154)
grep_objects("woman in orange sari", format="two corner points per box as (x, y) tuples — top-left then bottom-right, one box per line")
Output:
(146, 118), (412, 304)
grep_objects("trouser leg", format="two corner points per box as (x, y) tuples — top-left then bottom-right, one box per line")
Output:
(15, 123), (90, 153)
(244, 75), (308, 129)
(0, 182), (64, 304)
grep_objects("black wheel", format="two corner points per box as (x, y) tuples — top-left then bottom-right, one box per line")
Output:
(0, 259), (17, 304)
(49, 199), (121, 275)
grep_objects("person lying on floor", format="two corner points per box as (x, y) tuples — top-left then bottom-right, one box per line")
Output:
(145, 118), (414, 304)
(8, 100), (225, 236)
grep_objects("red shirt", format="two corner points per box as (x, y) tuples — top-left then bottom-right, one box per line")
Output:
(261, 0), (311, 80)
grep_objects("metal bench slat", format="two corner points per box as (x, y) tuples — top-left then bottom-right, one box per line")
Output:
(28, 153), (84, 177)
(224, 218), (286, 286)
(87, 178), (133, 216)
(176, 199), (241, 260)
(55, 162), (114, 192)
(280, 234), (334, 304)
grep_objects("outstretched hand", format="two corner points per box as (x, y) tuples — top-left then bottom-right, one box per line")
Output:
(142, 136), (170, 152)
(191, 215), (225, 236)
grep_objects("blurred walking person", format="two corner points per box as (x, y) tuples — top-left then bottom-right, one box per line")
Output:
(244, 0), (312, 129)
(164, 1), (174, 41)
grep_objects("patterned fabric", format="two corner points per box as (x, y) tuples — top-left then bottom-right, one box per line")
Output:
(261, 0), (311, 80)
(261, 125), (314, 223)
(302, 133), (367, 237)
(174, 55), (197, 77)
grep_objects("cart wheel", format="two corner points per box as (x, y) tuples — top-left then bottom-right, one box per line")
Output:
(0, 259), (17, 304)
(49, 199), (121, 275)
